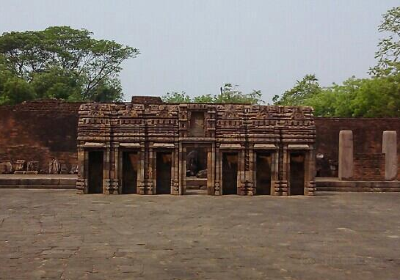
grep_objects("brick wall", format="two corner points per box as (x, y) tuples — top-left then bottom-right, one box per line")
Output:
(315, 118), (400, 177)
(0, 102), (399, 178)
(0, 100), (81, 173)
(398, 155), (400, 181)
(353, 153), (385, 181)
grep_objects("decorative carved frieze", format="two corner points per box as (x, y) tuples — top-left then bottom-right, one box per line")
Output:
(77, 98), (316, 196)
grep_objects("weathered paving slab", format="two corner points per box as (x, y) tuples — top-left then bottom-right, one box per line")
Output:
(0, 190), (399, 279)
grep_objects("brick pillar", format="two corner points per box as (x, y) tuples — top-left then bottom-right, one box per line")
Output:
(338, 130), (353, 180)
(382, 131), (397, 181)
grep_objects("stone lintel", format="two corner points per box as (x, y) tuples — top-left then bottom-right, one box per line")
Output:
(219, 144), (242, 149)
(253, 144), (278, 150)
(152, 143), (175, 148)
(287, 144), (310, 150)
(83, 142), (106, 148)
(120, 143), (141, 148)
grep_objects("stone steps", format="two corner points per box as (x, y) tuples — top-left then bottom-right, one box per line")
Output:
(0, 175), (76, 189)
(316, 178), (400, 192)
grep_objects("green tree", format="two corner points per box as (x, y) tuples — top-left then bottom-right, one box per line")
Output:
(87, 79), (124, 102)
(31, 67), (83, 100)
(193, 94), (214, 103)
(0, 76), (36, 105)
(370, 6), (400, 76)
(273, 74), (321, 106)
(162, 84), (264, 104)
(161, 91), (191, 103)
(303, 76), (400, 117)
(215, 83), (263, 104)
(0, 26), (138, 103)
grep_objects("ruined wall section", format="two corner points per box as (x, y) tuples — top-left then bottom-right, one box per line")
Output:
(353, 153), (385, 181)
(0, 100), (81, 173)
(314, 118), (400, 177)
(77, 102), (317, 195)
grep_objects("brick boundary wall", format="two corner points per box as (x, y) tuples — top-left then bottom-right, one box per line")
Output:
(0, 101), (399, 179)
(0, 100), (82, 173)
(352, 153), (385, 181)
(314, 118), (400, 178)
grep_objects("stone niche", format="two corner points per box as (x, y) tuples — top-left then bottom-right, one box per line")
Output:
(76, 97), (316, 196)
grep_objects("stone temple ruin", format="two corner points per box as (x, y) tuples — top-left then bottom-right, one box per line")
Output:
(76, 97), (316, 195)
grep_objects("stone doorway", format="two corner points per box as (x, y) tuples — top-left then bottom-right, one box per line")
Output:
(256, 152), (272, 195)
(88, 151), (103, 194)
(290, 153), (305, 195)
(156, 152), (172, 194)
(122, 152), (138, 194)
(222, 153), (238, 195)
(185, 145), (208, 195)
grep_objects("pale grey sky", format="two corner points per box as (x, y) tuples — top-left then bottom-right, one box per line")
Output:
(0, 0), (398, 102)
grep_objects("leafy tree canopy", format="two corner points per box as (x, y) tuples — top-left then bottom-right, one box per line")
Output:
(273, 7), (400, 117)
(0, 26), (138, 105)
(272, 74), (321, 106)
(162, 84), (264, 104)
(370, 6), (400, 76)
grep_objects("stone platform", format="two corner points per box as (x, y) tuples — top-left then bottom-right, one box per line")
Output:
(316, 177), (400, 192)
(0, 174), (77, 189)
(1, 190), (399, 279)
(1, 175), (400, 193)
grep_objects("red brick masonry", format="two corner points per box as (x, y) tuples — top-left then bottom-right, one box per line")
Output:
(0, 101), (399, 179)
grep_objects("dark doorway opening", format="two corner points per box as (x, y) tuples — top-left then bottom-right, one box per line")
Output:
(88, 151), (103, 194)
(122, 152), (138, 194)
(256, 153), (272, 195)
(222, 153), (238, 195)
(185, 146), (208, 195)
(290, 153), (305, 195)
(156, 152), (172, 194)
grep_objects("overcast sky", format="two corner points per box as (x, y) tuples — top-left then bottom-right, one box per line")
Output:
(0, 0), (398, 102)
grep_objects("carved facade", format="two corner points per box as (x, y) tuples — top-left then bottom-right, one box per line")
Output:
(77, 98), (316, 195)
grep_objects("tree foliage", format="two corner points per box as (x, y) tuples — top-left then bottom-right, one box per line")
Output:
(303, 75), (400, 117)
(272, 74), (321, 106)
(162, 84), (264, 104)
(273, 74), (400, 117)
(161, 91), (191, 103)
(273, 7), (400, 117)
(370, 6), (400, 76)
(0, 26), (137, 105)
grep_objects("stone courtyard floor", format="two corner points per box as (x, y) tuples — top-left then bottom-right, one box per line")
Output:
(0, 190), (399, 280)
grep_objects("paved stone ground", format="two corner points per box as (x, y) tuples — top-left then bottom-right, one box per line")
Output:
(0, 190), (399, 280)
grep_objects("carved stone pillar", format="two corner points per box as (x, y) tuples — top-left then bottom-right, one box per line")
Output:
(137, 143), (146, 194)
(280, 145), (289, 196)
(214, 147), (221, 195)
(305, 148), (316, 196)
(246, 148), (255, 196)
(148, 146), (155, 194)
(271, 150), (279, 196)
(104, 146), (113, 194)
(171, 146), (180, 195)
(76, 147), (85, 194)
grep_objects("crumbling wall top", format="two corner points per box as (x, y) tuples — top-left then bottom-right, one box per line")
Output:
(131, 96), (163, 104)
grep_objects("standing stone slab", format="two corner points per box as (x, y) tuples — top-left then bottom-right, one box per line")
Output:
(382, 131), (397, 181)
(338, 130), (353, 180)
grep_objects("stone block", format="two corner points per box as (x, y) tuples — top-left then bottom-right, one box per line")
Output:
(382, 131), (397, 180)
(338, 130), (353, 180)
(27, 161), (39, 172)
(0, 161), (13, 174)
(14, 160), (26, 171)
